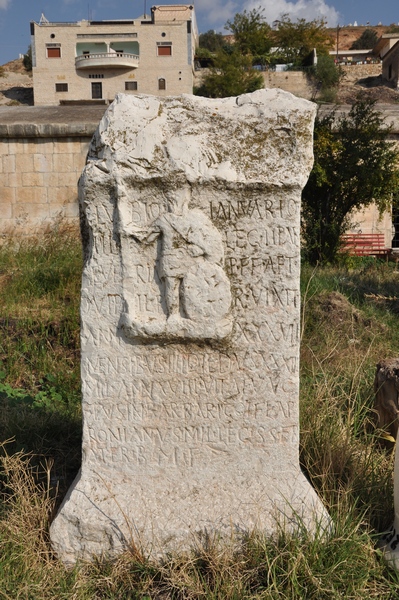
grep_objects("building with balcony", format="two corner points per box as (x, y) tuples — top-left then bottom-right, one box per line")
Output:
(30, 5), (198, 106)
(375, 33), (399, 88)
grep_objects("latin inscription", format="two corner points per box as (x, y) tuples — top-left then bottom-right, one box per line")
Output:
(225, 226), (299, 251)
(225, 254), (297, 277)
(81, 293), (123, 317)
(86, 423), (298, 467)
(88, 423), (298, 446)
(235, 320), (299, 344)
(92, 233), (120, 256)
(83, 351), (299, 377)
(128, 197), (299, 227)
(87, 263), (119, 285)
(85, 352), (238, 376)
(84, 396), (296, 423)
(209, 197), (298, 222)
(232, 284), (299, 309)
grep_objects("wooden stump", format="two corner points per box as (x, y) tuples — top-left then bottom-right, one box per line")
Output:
(374, 359), (399, 440)
(377, 360), (399, 569)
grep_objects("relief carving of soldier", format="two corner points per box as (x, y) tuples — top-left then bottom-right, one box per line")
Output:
(118, 182), (232, 340)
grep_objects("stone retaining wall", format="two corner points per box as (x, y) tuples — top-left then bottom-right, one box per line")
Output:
(0, 136), (90, 234)
(0, 105), (104, 236)
(340, 63), (382, 82)
(194, 69), (314, 100)
(262, 71), (313, 99)
(0, 99), (398, 242)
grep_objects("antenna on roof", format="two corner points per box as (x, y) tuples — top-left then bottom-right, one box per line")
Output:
(39, 13), (49, 25)
(144, 0), (147, 18)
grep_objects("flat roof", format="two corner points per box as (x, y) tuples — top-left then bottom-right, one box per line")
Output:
(374, 33), (399, 55)
(0, 105), (106, 137)
(1, 104), (399, 139)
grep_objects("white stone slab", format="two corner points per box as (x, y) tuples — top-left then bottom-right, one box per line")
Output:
(50, 89), (329, 565)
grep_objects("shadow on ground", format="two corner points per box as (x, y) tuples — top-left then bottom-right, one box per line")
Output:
(1, 86), (33, 105)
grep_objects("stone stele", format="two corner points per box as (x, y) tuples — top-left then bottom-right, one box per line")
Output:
(50, 89), (329, 565)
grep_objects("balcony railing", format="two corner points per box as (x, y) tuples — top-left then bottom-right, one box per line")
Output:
(75, 52), (139, 69)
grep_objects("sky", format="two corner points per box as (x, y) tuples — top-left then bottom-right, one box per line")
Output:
(0, 0), (399, 65)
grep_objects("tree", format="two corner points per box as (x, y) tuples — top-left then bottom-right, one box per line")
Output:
(302, 98), (399, 264)
(194, 50), (264, 98)
(225, 8), (273, 57)
(273, 14), (332, 65)
(310, 54), (344, 102)
(23, 45), (32, 71)
(350, 28), (378, 50)
(198, 30), (226, 53)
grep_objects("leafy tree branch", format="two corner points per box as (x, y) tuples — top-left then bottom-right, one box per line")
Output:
(302, 98), (399, 264)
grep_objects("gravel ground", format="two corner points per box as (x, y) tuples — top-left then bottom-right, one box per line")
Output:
(337, 72), (399, 105)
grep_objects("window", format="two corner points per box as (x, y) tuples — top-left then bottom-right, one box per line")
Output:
(158, 78), (166, 90)
(91, 82), (102, 99)
(47, 46), (61, 58)
(55, 83), (68, 92)
(89, 74), (104, 79)
(125, 81), (138, 91)
(157, 46), (172, 56)
(157, 43), (172, 56)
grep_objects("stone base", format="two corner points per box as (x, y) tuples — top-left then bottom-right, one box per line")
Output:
(50, 467), (329, 565)
(379, 524), (399, 570)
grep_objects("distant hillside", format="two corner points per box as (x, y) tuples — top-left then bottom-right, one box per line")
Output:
(2, 58), (28, 74)
(326, 25), (393, 51)
(0, 58), (32, 106)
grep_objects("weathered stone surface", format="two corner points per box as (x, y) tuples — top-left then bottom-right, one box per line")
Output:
(50, 89), (329, 565)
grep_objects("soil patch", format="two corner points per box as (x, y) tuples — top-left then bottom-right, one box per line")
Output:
(0, 58), (33, 106)
(314, 291), (368, 327)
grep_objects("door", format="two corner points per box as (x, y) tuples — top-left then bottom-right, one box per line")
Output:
(91, 82), (102, 99)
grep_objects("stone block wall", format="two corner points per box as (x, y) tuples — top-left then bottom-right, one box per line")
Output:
(193, 70), (314, 100)
(262, 71), (313, 99)
(341, 63), (382, 79)
(0, 99), (397, 246)
(0, 135), (91, 235)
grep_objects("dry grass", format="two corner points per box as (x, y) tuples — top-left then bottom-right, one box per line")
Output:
(2, 243), (399, 596)
(0, 444), (72, 598)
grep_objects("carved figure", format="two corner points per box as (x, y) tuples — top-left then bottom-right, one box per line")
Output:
(118, 183), (232, 339)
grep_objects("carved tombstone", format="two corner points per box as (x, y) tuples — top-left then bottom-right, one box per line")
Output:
(50, 90), (329, 564)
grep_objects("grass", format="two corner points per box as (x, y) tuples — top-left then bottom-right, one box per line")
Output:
(0, 224), (81, 394)
(0, 225), (82, 500)
(2, 233), (399, 597)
